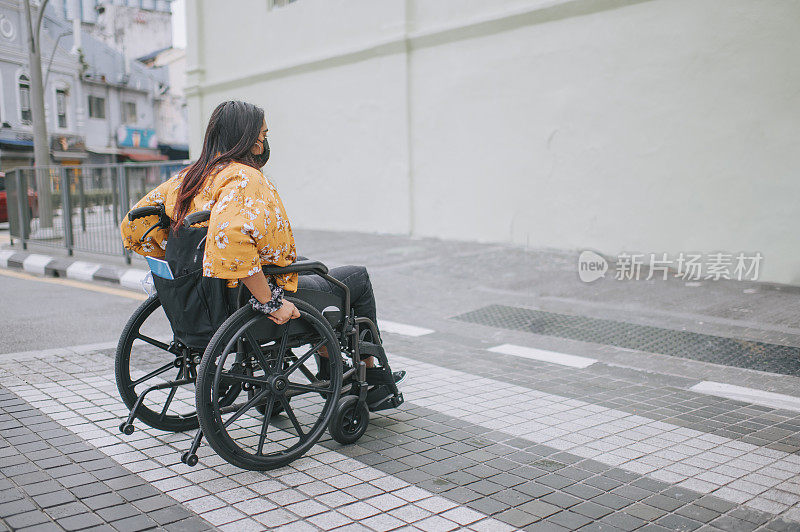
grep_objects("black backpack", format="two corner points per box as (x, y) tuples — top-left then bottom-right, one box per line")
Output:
(151, 223), (239, 350)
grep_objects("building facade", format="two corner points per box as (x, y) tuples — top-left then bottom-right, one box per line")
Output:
(139, 46), (188, 159)
(0, 0), (85, 167)
(0, 0), (185, 171)
(51, 0), (172, 64)
(185, 0), (800, 286)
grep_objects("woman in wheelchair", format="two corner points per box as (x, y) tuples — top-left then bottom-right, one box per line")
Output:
(117, 100), (404, 470)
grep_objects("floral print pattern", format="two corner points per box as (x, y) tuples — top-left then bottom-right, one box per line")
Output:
(119, 162), (298, 291)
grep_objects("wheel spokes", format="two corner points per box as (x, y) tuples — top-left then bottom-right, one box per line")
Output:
(298, 361), (319, 382)
(223, 387), (269, 428)
(280, 396), (305, 437)
(283, 352), (318, 382)
(219, 316), (263, 372)
(256, 395), (277, 456)
(131, 362), (173, 387)
(286, 382), (334, 396)
(201, 303), (346, 463)
(243, 330), (272, 373)
(136, 333), (170, 351)
(218, 372), (267, 387)
(284, 339), (326, 377)
(273, 326), (289, 372)
(159, 380), (179, 420)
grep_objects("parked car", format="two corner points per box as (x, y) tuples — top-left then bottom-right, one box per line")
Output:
(0, 171), (39, 224)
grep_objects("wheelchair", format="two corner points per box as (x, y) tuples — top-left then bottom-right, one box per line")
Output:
(115, 204), (403, 471)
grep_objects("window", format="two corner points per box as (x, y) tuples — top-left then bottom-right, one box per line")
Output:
(56, 89), (68, 128)
(269, 0), (299, 9)
(87, 0), (99, 23)
(88, 95), (105, 119)
(19, 75), (31, 124)
(122, 101), (136, 124)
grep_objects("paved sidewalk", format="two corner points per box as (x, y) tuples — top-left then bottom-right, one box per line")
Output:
(0, 386), (212, 532)
(2, 228), (800, 531)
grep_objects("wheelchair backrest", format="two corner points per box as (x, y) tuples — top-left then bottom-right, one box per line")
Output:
(165, 224), (207, 278)
(151, 223), (238, 350)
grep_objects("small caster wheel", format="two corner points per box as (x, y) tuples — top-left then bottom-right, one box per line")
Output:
(181, 452), (198, 467)
(119, 422), (134, 435)
(329, 395), (369, 445)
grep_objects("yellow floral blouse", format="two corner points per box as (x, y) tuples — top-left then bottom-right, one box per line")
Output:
(120, 161), (298, 292)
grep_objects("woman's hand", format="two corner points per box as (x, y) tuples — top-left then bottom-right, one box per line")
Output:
(268, 299), (300, 324)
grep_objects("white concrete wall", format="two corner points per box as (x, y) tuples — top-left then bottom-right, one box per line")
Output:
(186, 0), (410, 234)
(186, 0), (800, 285)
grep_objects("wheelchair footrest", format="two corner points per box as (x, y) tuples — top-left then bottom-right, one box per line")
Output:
(367, 389), (403, 412)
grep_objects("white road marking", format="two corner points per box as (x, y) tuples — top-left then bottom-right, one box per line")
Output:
(22, 253), (53, 276)
(66, 261), (102, 282)
(691, 381), (800, 413)
(488, 343), (597, 369)
(378, 320), (434, 337)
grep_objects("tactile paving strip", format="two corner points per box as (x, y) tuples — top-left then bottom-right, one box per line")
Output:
(453, 305), (800, 376)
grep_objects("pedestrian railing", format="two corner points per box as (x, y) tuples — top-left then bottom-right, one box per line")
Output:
(5, 161), (189, 263)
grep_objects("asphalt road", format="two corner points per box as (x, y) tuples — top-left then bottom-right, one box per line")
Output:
(0, 271), (145, 354)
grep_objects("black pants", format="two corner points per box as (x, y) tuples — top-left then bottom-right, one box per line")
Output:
(296, 265), (381, 342)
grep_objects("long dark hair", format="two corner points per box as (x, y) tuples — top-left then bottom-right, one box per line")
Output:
(172, 100), (265, 230)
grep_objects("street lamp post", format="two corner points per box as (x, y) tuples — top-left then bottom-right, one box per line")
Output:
(22, 0), (54, 231)
(44, 30), (72, 89)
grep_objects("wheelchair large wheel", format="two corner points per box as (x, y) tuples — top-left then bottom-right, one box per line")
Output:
(116, 294), (199, 432)
(196, 297), (343, 470)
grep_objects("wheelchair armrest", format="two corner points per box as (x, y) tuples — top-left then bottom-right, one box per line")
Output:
(263, 260), (328, 276)
(183, 210), (211, 228)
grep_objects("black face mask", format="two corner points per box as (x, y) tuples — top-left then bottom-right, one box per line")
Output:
(252, 137), (270, 168)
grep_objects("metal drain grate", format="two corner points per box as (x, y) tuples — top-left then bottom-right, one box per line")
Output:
(453, 305), (800, 376)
